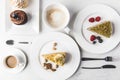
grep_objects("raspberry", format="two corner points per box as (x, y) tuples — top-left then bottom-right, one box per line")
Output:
(95, 16), (101, 22)
(90, 35), (96, 41)
(89, 17), (95, 23)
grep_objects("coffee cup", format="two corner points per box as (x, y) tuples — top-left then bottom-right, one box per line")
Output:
(43, 3), (70, 31)
(4, 54), (24, 69)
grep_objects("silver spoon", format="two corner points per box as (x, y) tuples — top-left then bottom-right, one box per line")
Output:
(6, 40), (32, 45)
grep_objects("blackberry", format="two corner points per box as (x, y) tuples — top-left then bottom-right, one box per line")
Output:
(99, 39), (103, 43)
(93, 41), (96, 44)
(96, 36), (101, 40)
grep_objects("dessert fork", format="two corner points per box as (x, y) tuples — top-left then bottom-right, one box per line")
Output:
(82, 56), (112, 62)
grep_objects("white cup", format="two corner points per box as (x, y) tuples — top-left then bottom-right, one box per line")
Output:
(43, 3), (70, 31)
(4, 54), (24, 69)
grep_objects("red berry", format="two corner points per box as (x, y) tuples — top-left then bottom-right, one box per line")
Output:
(95, 16), (101, 22)
(90, 35), (96, 41)
(89, 17), (95, 23)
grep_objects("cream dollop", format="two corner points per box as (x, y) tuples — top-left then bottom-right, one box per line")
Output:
(10, 0), (28, 8)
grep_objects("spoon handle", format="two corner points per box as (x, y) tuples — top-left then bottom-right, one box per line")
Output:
(82, 57), (104, 61)
(18, 42), (29, 44)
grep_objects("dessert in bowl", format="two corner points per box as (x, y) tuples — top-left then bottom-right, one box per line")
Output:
(10, 10), (28, 25)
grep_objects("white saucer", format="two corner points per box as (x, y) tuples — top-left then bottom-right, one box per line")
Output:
(0, 47), (27, 73)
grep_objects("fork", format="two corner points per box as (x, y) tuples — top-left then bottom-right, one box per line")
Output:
(82, 56), (112, 62)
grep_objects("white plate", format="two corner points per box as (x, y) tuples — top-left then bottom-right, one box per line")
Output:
(0, 47), (27, 73)
(5, 0), (40, 34)
(73, 4), (120, 54)
(30, 32), (81, 80)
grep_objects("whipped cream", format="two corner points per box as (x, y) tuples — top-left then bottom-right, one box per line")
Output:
(10, 0), (28, 8)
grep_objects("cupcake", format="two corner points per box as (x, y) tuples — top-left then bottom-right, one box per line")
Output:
(10, 10), (28, 25)
(10, 0), (28, 8)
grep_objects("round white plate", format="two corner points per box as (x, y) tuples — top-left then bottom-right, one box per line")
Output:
(30, 32), (81, 80)
(73, 4), (120, 54)
(0, 47), (27, 73)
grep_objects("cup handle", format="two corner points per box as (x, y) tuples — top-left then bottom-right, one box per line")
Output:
(18, 63), (24, 67)
(64, 27), (76, 37)
(64, 27), (71, 34)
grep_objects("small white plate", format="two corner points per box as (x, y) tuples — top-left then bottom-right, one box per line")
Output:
(5, 0), (40, 34)
(30, 32), (81, 80)
(73, 4), (120, 54)
(0, 47), (27, 73)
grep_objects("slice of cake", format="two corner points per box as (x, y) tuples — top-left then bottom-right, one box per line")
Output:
(87, 21), (112, 38)
(42, 52), (66, 66)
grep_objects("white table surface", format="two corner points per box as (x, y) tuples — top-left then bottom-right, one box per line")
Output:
(0, 0), (120, 80)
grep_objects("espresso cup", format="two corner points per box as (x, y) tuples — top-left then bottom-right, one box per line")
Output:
(43, 3), (70, 31)
(4, 54), (24, 69)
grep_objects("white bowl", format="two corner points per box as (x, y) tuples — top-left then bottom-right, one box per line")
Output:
(43, 3), (70, 31)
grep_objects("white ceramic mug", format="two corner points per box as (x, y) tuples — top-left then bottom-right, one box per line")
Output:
(3, 54), (25, 69)
(43, 3), (70, 31)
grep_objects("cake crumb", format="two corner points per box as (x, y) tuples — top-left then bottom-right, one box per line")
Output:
(53, 47), (57, 50)
(53, 42), (57, 46)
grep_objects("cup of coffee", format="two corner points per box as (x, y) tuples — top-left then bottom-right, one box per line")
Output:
(5, 56), (17, 68)
(43, 3), (70, 31)
(4, 55), (24, 69)
(0, 47), (27, 73)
